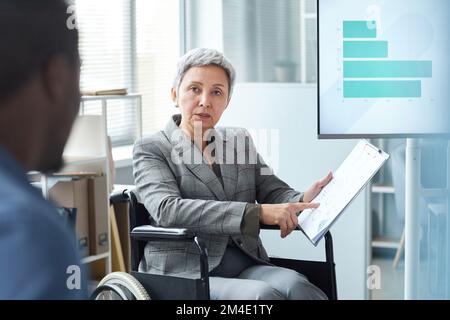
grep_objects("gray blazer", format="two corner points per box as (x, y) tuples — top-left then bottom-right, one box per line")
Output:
(133, 114), (303, 278)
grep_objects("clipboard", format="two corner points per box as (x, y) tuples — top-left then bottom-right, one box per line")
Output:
(297, 139), (389, 246)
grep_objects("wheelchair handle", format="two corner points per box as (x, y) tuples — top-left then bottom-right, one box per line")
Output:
(110, 189), (130, 205)
(324, 231), (334, 264)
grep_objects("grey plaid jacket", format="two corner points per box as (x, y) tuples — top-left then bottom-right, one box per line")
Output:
(133, 114), (303, 279)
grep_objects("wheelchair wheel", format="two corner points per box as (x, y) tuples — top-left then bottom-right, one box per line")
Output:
(91, 272), (151, 300)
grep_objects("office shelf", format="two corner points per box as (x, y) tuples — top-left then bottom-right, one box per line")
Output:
(81, 93), (142, 101)
(82, 252), (110, 264)
(369, 139), (400, 256)
(64, 115), (111, 276)
(371, 184), (395, 194)
(372, 237), (400, 249)
(44, 115), (112, 277)
(63, 156), (107, 166)
(79, 94), (143, 146)
(369, 139), (404, 276)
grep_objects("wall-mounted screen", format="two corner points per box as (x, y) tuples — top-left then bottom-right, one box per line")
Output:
(318, 0), (450, 138)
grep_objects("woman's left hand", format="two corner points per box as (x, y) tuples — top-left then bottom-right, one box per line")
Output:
(303, 171), (333, 203)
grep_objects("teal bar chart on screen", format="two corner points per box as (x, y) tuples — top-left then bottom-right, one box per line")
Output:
(343, 41), (388, 58)
(343, 21), (377, 38)
(319, 0), (450, 136)
(343, 61), (432, 79)
(343, 80), (422, 98)
(342, 21), (432, 98)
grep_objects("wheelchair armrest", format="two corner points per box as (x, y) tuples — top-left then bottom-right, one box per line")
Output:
(131, 225), (195, 241)
(260, 224), (278, 230)
(110, 189), (131, 205)
(131, 224), (210, 296)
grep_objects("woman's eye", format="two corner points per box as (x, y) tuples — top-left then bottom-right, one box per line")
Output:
(191, 87), (200, 93)
(213, 90), (223, 96)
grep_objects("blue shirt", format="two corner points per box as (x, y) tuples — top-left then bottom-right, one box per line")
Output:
(0, 147), (87, 299)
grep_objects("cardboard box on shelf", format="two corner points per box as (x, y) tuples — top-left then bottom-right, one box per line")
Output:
(88, 176), (109, 255)
(112, 201), (131, 272)
(49, 179), (90, 257)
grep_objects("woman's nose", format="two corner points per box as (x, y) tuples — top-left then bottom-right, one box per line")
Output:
(199, 93), (211, 108)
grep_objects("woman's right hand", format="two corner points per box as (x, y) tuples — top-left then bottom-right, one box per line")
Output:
(260, 202), (320, 238)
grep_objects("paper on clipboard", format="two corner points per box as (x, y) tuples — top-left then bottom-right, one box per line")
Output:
(298, 140), (389, 246)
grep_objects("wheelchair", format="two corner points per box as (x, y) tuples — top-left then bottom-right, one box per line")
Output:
(92, 189), (338, 300)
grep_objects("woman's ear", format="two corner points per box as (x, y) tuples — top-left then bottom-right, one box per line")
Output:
(171, 87), (177, 105)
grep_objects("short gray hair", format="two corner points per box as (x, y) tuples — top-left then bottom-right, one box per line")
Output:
(173, 48), (236, 98)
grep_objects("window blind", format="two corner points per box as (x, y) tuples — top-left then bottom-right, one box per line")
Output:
(75, 0), (135, 147)
(186, 0), (317, 84)
(135, 0), (180, 135)
(74, 0), (181, 146)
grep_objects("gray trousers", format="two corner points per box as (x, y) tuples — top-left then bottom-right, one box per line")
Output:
(210, 265), (328, 300)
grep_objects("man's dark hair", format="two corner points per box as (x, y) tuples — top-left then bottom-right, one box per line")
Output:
(0, 0), (79, 101)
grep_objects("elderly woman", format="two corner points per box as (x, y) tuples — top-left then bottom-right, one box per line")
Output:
(133, 48), (333, 300)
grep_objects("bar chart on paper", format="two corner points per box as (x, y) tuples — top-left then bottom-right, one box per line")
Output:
(318, 0), (450, 137)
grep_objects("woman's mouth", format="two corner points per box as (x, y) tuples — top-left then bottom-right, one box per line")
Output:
(194, 113), (211, 119)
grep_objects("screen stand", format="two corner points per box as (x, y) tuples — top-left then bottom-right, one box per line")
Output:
(447, 140), (450, 299)
(405, 138), (421, 299)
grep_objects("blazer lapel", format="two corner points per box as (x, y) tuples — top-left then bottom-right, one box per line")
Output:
(164, 115), (227, 201)
(186, 162), (227, 201)
(215, 131), (238, 200)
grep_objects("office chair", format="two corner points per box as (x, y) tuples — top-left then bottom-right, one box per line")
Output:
(93, 189), (338, 300)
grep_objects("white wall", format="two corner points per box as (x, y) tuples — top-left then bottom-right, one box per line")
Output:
(186, 0), (223, 51)
(219, 83), (368, 299)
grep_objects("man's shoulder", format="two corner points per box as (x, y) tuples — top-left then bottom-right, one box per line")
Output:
(0, 187), (70, 242)
(0, 180), (86, 299)
(0, 171), (43, 213)
(0, 170), (72, 242)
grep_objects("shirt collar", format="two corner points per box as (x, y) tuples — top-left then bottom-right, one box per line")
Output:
(0, 145), (31, 186)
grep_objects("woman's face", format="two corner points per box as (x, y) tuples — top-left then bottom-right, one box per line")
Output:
(172, 65), (230, 133)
